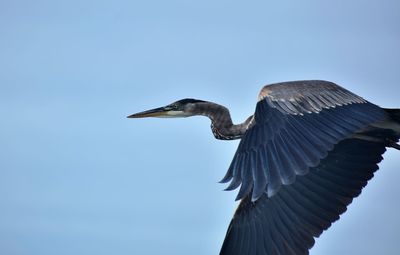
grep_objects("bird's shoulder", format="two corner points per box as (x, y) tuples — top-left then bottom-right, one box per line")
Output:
(257, 80), (366, 115)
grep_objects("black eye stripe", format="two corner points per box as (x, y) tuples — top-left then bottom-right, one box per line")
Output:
(167, 99), (206, 110)
(176, 99), (205, 104)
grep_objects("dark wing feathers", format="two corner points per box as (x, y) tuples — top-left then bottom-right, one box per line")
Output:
(220, 80), (387, 201)
(219, 80), (398, 254)
(220, 139), (387, 255)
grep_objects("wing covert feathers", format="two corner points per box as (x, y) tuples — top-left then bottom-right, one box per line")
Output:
(258, 80), (366, 115)
(219, 80), (398, 255)
(221, 82), (387, 201)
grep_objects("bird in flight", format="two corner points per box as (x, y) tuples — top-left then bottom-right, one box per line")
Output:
(128, 80), (400, 255)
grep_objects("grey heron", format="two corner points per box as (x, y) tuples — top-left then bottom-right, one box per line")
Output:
(128, 80), (400, 255)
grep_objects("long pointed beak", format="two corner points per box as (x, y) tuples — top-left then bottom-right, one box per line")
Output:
(127, 107), (169, 118)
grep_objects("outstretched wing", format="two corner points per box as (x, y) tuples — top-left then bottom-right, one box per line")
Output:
(220, 80), (387, 201)
(219, 80), (399, 255)
(220, 138), (389, 255)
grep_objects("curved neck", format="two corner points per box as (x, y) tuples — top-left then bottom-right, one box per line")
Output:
(192, 102), (253, 140)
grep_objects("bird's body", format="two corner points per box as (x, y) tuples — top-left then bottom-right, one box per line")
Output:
(128, 80), (400, 255)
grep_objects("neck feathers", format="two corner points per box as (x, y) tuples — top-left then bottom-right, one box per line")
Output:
(193, 102), (253, 140)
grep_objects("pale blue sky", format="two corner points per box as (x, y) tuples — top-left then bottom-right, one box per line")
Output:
(1, 0), (399, 254)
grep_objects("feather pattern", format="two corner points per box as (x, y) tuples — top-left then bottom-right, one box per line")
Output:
(220, 139), (387, 255)
(258, 80), (366, 115)
(221, 81), (387, 201)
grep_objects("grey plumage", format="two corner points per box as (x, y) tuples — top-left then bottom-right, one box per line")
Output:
(128, 80), (400, 255)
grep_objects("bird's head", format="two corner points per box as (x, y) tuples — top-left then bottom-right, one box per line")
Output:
(127, 98), (206, 119)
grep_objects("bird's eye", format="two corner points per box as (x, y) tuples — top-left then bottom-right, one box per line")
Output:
(167, 104), (177, 110)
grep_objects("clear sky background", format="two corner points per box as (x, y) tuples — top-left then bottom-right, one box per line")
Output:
(1, 0), (399, 254)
